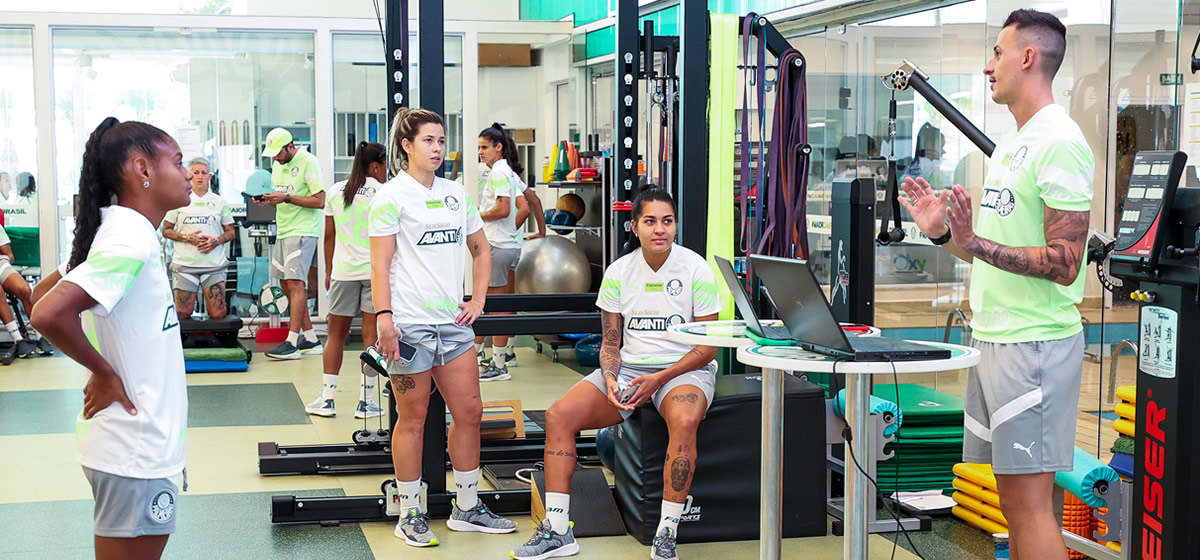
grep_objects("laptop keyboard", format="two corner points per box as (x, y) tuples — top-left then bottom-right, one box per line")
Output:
(762, 324), (793, 339)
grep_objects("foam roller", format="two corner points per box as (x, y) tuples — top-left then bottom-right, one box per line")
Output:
(1054, 447), (1119, 508)
(833, 389), (903, 436)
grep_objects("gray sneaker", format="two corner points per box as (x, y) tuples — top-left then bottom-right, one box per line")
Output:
(479, 362), (511, 382)
(34, 337), (54, 356)
(477, 348), (490, 367)
(511, 520), (579, 560)
(394, 507), (439, 547)
(304, 396), (336, 417)
(298, 337), (323, 355)
(265, 341), (301, 360)
(446, 499), (517, 534)
(650, 527), (678, 560)
(14, 339), (35, 359)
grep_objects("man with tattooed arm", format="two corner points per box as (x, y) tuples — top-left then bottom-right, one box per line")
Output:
(900, 10), (1093, 560)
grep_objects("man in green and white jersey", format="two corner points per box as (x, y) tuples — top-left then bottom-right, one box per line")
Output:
(257, 128), (326, 360)
(901, 10), (1093, 559)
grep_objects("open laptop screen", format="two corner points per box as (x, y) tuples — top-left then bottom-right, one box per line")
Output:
(714, 256), (768, 337)
(749, 255), (855, 355)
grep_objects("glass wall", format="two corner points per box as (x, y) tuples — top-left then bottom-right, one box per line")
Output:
(0, 28), (39, 241)
(332, 32), (463, 182)
(775, 0), (1185, 464)
(51, 28), (317, 261)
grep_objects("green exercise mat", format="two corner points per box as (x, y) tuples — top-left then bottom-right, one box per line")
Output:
(895, 425), (964, 439)
(184, 347), (248, 362)
(888, 437), (964, 447)
(873, 384), (964, 424)
(1111, 435), (1134, 455)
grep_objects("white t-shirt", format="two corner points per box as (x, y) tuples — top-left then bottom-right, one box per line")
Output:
(480, 159), (527, 250)
(325, 177), (381, 281)
(595, 245), (722, 365)
(64, 205), (188, 479)
(164, 190), (233, 269)
(369, 171), (484, 324)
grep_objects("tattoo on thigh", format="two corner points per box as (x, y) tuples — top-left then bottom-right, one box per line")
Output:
(389, 375), (416, 394)
(671, 393), (699, 404)
(205, 283), (227, 314)
(670, 456), (692, 492)
(544, 448), (577, 458)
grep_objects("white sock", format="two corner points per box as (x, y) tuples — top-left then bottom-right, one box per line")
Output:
(657, 500), (685, 538)
(303, 328), (318, 342)
(321, 373), (338, 400)
(5, 321), (22, 341)
(492, 343), (505, 358)
(24, 325), (38, 340)
(545, 491), (571, 534)
(396, 478), (422, 513)
(474, 342), (485, 354)
(286, 330), (299, 345)
(360, 373), (376, 403)
(454, 468), (480, 510)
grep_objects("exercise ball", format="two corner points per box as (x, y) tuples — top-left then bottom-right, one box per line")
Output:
(515, 236), (592, 294)
(574, 333), (602, 367)
(596, 425), (617, 472)
(555, 193), (586, 220)
(549, 209), (578, 234)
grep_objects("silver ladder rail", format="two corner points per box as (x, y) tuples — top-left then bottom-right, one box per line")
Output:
(1107, 339), (1138, 405)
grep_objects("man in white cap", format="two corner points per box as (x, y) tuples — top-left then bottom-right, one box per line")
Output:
(256, 128), (326, 360)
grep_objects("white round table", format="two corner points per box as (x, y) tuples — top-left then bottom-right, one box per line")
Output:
(664, 319), (885, 560)
(668, 319), (880, 348)
(737, 341), (979, 560)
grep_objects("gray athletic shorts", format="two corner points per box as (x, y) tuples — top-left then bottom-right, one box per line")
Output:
(582, 362), (718, 420)
(386, 322), (476, 375)
(328, 279), (374, 317)
(962, 331), (1084, 475)
(169, 263), (225, 292)
(0, 257), (16, 284)
(82, 466), (179, 538)
(269, 236), (317, 281)
(488, 246), (521, 287)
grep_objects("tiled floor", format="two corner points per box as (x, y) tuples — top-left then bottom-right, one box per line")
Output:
(0, 337), (926, 559)
(3, 324), (1128, 559)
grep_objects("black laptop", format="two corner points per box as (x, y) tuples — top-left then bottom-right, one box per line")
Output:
(750, 255), (951, 362)
(714, 256), (793, 341)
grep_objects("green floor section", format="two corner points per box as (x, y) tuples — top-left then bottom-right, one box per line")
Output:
(0, 383), (308, 436)
(0, 389), (87, 436)
(0, 489), (368, 559)
(187, 384), (310, 427)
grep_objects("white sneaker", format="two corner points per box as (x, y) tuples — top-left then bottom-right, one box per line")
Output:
(354, 400), (384, 419)
(305, 395), (336, 417)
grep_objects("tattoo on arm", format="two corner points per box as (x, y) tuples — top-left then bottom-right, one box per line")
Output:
(963, 207), (1088, 285)
(600, 311), (622, 382)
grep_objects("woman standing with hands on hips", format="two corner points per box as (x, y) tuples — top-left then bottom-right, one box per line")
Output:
(32, 117), (194, 559)
(368, 107), (518, 547)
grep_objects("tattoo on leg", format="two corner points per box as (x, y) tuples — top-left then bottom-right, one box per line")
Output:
(389, 375), (416, 394)
(544, 449), (578, 458)
(670, 456), (691, 492)
(670, 393), (699, 404)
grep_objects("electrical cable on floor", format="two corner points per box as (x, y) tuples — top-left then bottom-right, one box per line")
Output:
(830, 359), (926, 560)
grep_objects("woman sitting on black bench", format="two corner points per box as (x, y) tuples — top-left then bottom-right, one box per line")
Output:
(0, 227), (50, 358)
(512, 188), (722, 560)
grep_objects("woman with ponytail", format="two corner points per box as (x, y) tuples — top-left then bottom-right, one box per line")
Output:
(31, 117), (194, 559)
(306, 141), (387, 419)
(370, 108), (517, 546)
(473, 122), (547, 380)
(513, 187), (721, 560)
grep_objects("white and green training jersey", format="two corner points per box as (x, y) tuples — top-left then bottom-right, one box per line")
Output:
(164, 190), (233, 269)
(325, 177), (381, 281)
(369, 171), (483, 325)
(480, 158), (528, 250)
(62, 205), (187, 479)
(595, 244), (722, 365)
(970, 104), (1095, 343)
(271, 148), (325, 239)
